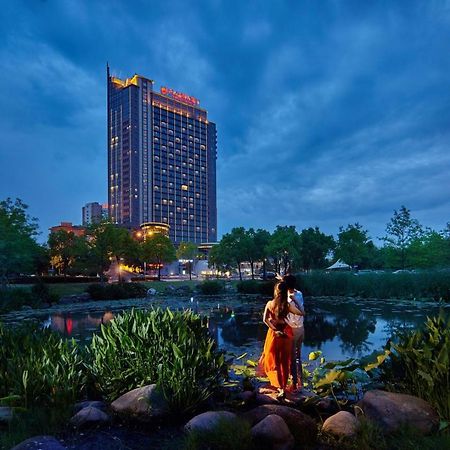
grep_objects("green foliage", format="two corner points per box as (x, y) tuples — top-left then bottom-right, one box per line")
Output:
(298, 227), (335, 270)
(86, 309), (226, 413)
(297, 271), (450, 300)
(384, 313), (450, 420)
(334, 223), (375, 269)
(266, 225), (300, 274)
(182, 417), (254, 450)
(236, 279), (275, 295)
(382, 206), (424, 269)
(0, 288), (39, 313)
(48, 230), (88, 275)
(176, 241), (199, 280)
(141, 233), (176, 280)
(31, 280), (57, 304)
(197, 280), (225, 295)
(0, 323), (85, 408)
(86, 282), (147, 300)
(0, 198), (41, 284)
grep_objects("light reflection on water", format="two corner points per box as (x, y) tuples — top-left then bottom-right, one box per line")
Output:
(41, 296), (449, 362)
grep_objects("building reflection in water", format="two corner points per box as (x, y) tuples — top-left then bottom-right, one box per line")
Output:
(47, 311), (115, 338)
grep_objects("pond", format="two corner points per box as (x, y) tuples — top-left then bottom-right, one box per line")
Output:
(28, 295), (449, 363)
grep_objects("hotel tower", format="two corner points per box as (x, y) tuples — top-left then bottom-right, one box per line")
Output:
(107, 66), (217, 244)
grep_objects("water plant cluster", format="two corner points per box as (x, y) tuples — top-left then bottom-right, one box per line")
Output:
(0, 309), (226, 423)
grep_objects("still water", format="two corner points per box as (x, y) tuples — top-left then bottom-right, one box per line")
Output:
(41, 296), (449, 362)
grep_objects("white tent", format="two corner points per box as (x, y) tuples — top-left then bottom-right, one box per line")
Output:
(326, 259), (351, 270)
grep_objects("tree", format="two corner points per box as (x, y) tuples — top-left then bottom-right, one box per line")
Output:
(266, 226), (300, 274)
(141, 234), (176, 280)
(48, 230), (87, 275)
(208, 241), (234, 276)
(382, 206), (423, 269)
(253, 229), (272, 279)
(298, 227), (335, 271)
(87, 222), (140, 279)
(408, 229), (449, 269)
(220, 228), (249, 280)
(176, 241), (198, 280)
(0, 198), (40, 286)
(334, 223), (373, 269)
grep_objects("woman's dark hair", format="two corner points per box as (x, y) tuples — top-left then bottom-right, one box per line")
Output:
(273, 281), (289, 319)
(283, 274), (296, 290)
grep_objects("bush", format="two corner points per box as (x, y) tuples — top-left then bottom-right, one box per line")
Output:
(86, 308), (226, 413)
(0, 288), (40, 313)
(197, 280), (225, 295)
(86, 282), (147, 300)
(383, 312), (450, 421)
(31, 280), (57, 304)
(0, 323), (85, 408)
(236, 280), (276, 296)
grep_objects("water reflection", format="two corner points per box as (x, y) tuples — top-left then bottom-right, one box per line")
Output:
(42, 297), (449, 361)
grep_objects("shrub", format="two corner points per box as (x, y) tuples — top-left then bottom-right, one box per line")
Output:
(86, 282), (147, 300)
(197, 280), (225, 295)
(236, 280), (276, 296)
(0, 322), (85, 408)
(86, 308), (226, 413)
(31, 280), (57, 304)
(383, 312), (450, 421)
(0, 288), (40, 313)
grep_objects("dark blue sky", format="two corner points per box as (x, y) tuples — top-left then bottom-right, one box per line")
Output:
(1, 0), (449, 243)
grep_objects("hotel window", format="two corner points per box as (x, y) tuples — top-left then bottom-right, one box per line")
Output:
(183, 219), (187, 224)
(154, 186), (159, 190)
(162, 199), (168, 204)
(181, 185), (188, 191)
(155, 204), (160, 208)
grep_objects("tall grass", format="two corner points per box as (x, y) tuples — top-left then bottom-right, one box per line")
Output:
(297, 271), (450, 300)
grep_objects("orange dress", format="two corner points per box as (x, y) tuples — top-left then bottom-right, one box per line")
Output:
(257, 302), (293, 389)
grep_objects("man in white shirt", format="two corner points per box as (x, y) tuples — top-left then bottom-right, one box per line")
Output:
(283, 274), (305, 391)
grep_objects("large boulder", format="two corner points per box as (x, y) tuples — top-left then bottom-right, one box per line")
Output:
(70, 406), (111, 429)
(110, 384), (169, 421)
(322, 411), (359, 437)
(73, 400), (107, 414)
(358, 390), (439, 435)
(251, 414), (294, 450)
(185, 410), (238, 433)
(242, 404), (317, 445)
(11, 436), (66, 450)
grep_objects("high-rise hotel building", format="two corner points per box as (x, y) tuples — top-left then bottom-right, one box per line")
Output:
(107, 67), (217, 244)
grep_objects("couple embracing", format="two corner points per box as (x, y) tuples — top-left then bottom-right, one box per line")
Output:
(257, 274), (305, 399)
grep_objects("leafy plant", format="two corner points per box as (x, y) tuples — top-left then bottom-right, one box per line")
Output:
(86, 282), (147, 300)
(86, 308), (226, 413)
(384, 312), (450, 420)
(0, 322), (85, 408)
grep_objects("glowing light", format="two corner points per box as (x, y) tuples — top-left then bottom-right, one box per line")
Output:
(160, 86), (200, 106)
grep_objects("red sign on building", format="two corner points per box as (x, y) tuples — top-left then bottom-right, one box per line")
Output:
(160, 87), (200, 106)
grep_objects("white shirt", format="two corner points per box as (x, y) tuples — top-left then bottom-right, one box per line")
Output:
(285, 289), (304, 329)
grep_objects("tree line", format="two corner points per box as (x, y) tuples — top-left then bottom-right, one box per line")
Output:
(209, 206), (450, 279)
(1, 198), (449, 284)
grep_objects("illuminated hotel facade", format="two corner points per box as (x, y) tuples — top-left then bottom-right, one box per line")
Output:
(107, 67), (217, 244)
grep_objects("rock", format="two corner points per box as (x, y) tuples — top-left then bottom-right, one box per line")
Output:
(73, 400), (107, 414)
(70, 406), (110, 428)
(111, 384), (169, 421)
(0, 406), (14, 423)
(20, 305), (32, 310)
(242, 404), (317, 446)
(255, 393), (280, 405)
(146, 288), (157, 296)
(316, 398), (339, 414)
(322, 411), (358, 437)
(251, 414), (294, 450)
(237, 390), (255, 403)
(358, 390), (440, 435)
(185, 411), (238, 433)
(11, 435), (66, 450)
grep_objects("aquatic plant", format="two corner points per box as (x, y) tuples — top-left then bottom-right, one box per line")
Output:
(384, 312), (450, 421)
(86, 308), (226, 413)
(0, 322), (85, 408)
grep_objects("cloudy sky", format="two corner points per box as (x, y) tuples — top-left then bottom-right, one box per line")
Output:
(1, 0), (449, 243)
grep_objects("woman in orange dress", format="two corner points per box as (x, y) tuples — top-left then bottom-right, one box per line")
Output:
(258, 281), (304, 398)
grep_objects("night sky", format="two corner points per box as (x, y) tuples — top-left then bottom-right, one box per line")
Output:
(1, 1), (449, 243)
